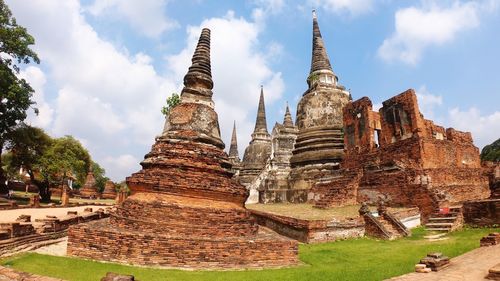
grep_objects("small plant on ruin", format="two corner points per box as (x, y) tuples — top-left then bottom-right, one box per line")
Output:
(161, 93), (181, 116)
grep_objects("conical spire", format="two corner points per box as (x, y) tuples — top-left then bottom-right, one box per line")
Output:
(229, 121), (239, 159)
(181, 28), (214, 105)
(162, 28), (224, 149)
(283, 103), (294, 127)
(253, 86), (268, 134)
(310, 10), (333, 74)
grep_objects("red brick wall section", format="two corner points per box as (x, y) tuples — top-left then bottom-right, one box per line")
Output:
(344, 97), (376, 153)
(378, 89), (426, 146)
(249, 209), (364, 243)
(68, 219), (298, 269)
(0, 222), (35, 238)
(463, 199), (500, 227)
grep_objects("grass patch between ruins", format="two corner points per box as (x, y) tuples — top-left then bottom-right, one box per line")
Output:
(246, 203), (411, 220)
(1, 226), (499, 281)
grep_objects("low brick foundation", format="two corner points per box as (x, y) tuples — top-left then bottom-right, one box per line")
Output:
(463, 199), (500, 227)
(0, 265), (64, 281)
(68, 218), (298, 269)
(249, 209), (364, 243)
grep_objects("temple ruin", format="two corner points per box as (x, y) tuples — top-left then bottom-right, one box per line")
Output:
(67, 28), (298, 269)
(234, 11), (490, 219)
(310, 89), (490, 219)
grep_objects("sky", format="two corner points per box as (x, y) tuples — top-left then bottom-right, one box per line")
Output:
(6, 0), (500, 181)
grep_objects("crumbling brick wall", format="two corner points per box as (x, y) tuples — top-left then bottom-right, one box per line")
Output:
(315, 89), (490, 220)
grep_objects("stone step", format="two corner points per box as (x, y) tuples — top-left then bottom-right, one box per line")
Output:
(426, 222), (453, 227)
(425, 228), (452, 232)
(428, 217), (457, 221)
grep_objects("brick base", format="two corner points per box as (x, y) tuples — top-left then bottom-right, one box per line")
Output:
(68, 218), (298, 269)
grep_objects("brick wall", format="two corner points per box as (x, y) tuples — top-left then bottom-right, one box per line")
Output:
(463, 199), (500, 227)
(249, 209), (364, 243)
(68, 219), (298, 269)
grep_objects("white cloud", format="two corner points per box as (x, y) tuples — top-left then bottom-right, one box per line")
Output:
(86, 0), (178, 38)
(309, 0), (374, 16)
(8, 0), (176, 181)
(378, 1), (480, 65)
(19, 66), (54, 128)
(8, 1), (283, 180)
(415, 85), (442, 120)
(103, 154), (141, 182)
(253, 0), (285, 14)
(413, 86), (498, 149)
(447, 107), (500, 148)
(166, 11), (285, 152)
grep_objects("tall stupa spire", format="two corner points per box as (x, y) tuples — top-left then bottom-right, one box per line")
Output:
(283, 102), (294, 127)
(228, 121), (239, 159)
(181, 28), (214, 106)
(310, 10), (333, 75)
(162, 27), (223, 149)
(253, 85), (269, 135)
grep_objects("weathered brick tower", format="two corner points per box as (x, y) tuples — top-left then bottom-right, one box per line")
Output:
(101, 180), (116, 200)
(227, 121), (241, 176)
(78, 167), (100, 199)
(288, 10), (351, 193)
(67, 28), (298, 269)
(239, 87), (272, 190)
(260, 104), (299, 203)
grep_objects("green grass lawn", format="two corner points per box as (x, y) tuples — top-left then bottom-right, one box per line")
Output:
(1, 226), (498, 281)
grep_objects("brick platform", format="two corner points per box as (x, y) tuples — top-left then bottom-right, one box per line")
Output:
(68, 218), (297, 269)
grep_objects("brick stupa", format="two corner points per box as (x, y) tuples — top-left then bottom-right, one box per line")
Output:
(101, 180), (117, 199)
(67, 28), (298, 269)
(78, 168), (100, 199)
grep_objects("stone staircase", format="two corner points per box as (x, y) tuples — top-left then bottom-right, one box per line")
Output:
(313, 170), (362, 209)
(425, 206), (463, 232)
(359, 204), (410, 240)
(378, 215), (405, 239)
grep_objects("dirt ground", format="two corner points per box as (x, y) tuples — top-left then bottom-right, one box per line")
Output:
(0, 205), (107, 223)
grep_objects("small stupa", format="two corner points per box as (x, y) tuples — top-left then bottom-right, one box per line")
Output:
(101, 180), (117, 199)
(239, 87), (272, 187)
(78, 167), (100, 199)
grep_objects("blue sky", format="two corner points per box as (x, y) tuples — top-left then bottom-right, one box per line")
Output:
(6, 0), (500, 181)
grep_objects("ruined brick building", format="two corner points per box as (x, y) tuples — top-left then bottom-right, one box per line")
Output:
(67, 28), (298, 269)
(310, 90), (490, 219)
(236, 11), (490, 218)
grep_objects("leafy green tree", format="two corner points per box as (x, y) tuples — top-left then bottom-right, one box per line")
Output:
(4, 124), (52, 179)
(91, 161), (108, 192)
(37, 136), (91, 201)
(481, 138), (500, 162)
(161, 93), (180, 116)
(0, 0), (40, 193)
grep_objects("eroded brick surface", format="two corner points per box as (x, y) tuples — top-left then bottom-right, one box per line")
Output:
(311, 89), (489, 220)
